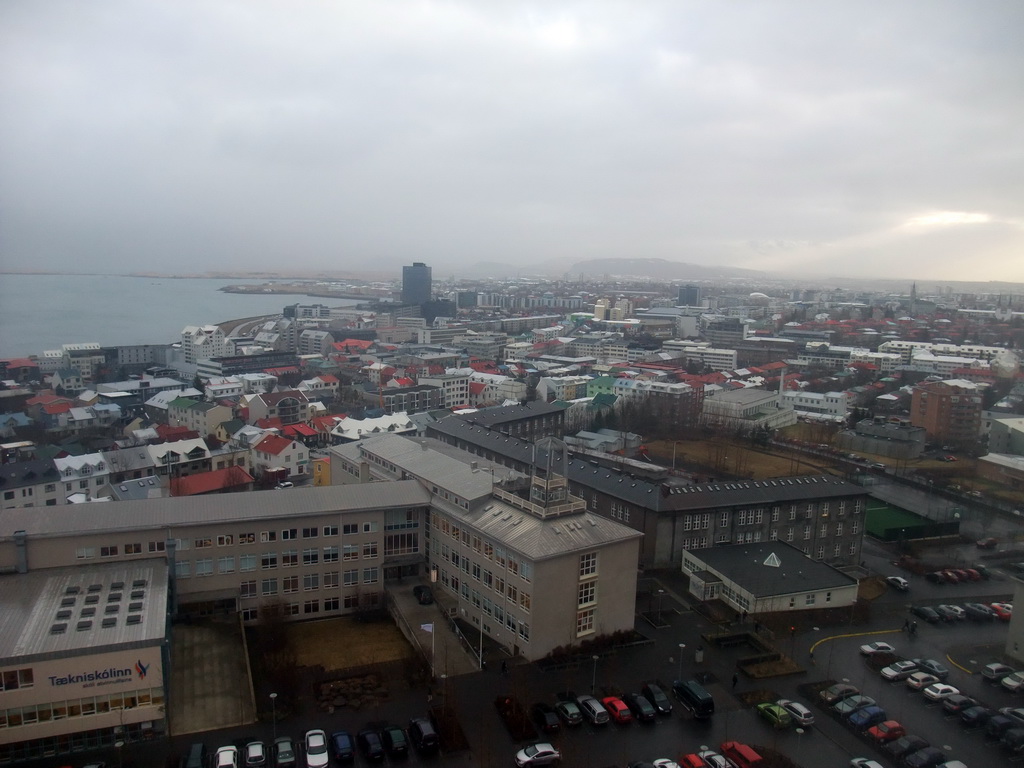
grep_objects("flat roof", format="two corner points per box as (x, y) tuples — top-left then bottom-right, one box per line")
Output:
(687, 542), (857, 598)
(0, 559), (168, 664)
(0, 481), (431, 540)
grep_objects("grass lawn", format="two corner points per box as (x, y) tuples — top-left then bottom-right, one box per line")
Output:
(287, 616), (414, 671)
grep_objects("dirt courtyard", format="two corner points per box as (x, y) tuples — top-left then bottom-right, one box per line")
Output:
(286, 616), (415, 671)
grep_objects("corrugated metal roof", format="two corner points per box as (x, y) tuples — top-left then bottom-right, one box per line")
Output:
(0, 559), (168, 664)
(0, 481), (431, 539)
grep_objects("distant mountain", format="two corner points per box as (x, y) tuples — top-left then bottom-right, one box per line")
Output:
(563, 258), (766, 280)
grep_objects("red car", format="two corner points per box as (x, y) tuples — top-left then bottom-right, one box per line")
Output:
(867, 720), (905, 743)
(976, 538), (998, 549)
(601, 696), (633, 724)
(991, 603), (1013, 621)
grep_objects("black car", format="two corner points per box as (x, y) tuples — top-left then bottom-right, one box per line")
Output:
(380, 725), (408, 757)
(883, 734), (929, 759)
(329, 731), (354, 763)
(934, 605), (960, 623)
(412, 585), (434, 605)
(640, 683), (672, 715)
(624, 692), (656, 722)
(909, 605), (941, 624)
(357, 729), (384, 761)
(942, 694), (976, 714)
(272, 737), (296, 768)
(960, 705), (995, 728)
(903, 747), (949, 768)
(408, 717), (439, 754)
(531, 703), (561, 733)
(987, 714), (1016, 738)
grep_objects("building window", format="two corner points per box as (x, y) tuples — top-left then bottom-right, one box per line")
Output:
(124, 543), (141, 555)
(195, 559), (213, 577)
(195, 538), (212, 549)
(343, 594), (359, 609)
(261, 531), (277, 543)
(239, 532), (256, 544)
(805, 593), (816, 606)
(0, 669), (33, 692)
(100, 546), (118, 558)
(323, 546), (339, 563)
(343, 569), (358, 586)
(261, 552), (278, 569)
(303, 549), (319, 566)
(323, 525), (339, 537)
(384, 533), (418, 556)
(362, 522), (378, 534)
(217, 535), (234, 547)
(816, 546), (825, 559)
(304, 573), (320, 591)
(240, 554), (257, 572)
(175, 561), (191, 578)
(283, 576), (299, 594)
(324, 571), (339, 588)
(324, 596), (340, 611)
(362, 542), (378, 559)
(76, 547), (96, 560)
(240, 581), (257, 599)
(579, 552), (598, 579)
(343, 544), (359, 561)
(280, 550), (298, 567)
(218, 556), (235, 574)
(578, 582), (597, 607)
(803, 525), (811, 540)
(242, 608), (259, 621)
(261, 578), (278, 596)
(576, 608), (595, 636)
(343, 523), (359, 535)
(302, 527), (318, 539)
(281, 528), (297, 541)
(148, 541), (165, 553)
(363, 567), (379, 584)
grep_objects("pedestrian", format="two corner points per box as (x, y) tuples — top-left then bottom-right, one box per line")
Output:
(902, 618), (910, 631)
(732, 672), (738, 689)
(501, 660), (509, 676)
(910, 621), (918, 636)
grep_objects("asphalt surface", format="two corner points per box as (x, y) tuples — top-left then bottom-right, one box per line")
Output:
(27, 536), (1021, 768)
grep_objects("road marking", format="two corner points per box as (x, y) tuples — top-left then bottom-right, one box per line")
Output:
(809, 628), (901, 654)
(946, 653), (973, 674)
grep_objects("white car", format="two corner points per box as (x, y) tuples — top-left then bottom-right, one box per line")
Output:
(881, 660), (918, 681)
(698, 752), (736, 768)
(777, 697), (814, 726)
(906, 672), (939, 690)
(653, 761), (681, 768)
(514, 742), (562, 767)
(860, 641), (896, 656)
(215, 747), (239, 768)
(923, 683), (959, 702)
(304, 730), (329, 768)
(850, 759), (885, 768)
(886, 576), (909, 591)
(1003, 671), (1024, 692)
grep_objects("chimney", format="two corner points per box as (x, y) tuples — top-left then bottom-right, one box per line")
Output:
(14, 530), (28, 574)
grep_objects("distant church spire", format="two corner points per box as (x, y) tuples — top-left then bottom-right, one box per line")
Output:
(910, 282), (917, 316)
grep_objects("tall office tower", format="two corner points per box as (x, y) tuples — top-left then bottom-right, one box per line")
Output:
(678, 284), (701, 306)
(402, 262), (432, 305)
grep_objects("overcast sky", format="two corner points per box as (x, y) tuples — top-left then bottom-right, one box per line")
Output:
(2, 1), (1022, 282)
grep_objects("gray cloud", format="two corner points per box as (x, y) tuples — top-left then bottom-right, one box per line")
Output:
(1, 0), (1022, 281)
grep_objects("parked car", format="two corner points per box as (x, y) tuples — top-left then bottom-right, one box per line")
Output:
(380, 725), (408, 757)
(1002, 727), (1024, 754)
(819, 683), (859, 705)
(1000, 707), (1024, 727)
(696, 751), (735, 768)
(910, 606), (941, 624)
(983, 663), (1016, 682)
(407, 717), (439, 755)
(849, 760), (884, 768)
(942, 694), (977, 714)
(356, 729), (384, 762)
(992, 602), (1013, 621)
(913, 658), (949, 680)
(625, 692), (657, 721)
(1002, 671), (1024, 693)
(273, 737), (297, 768)
(860, 641), (896, 656)
(244, 742), (266, 768)
(906, 673), (940, 691)
(601, 695), (633, 724)
(303, 731), (329, 768)
(328, 732), (354, 763)
(903, 747), (949, 768)
(412, 585), (434, 605)
(514, 743), (562, 768)
(960, 705), (995, 728)
(922, 683), (959, 702)
(777, 698), (814, 727)
(516, 741), (565, 765)
(832, 695), (875, 716)
(965, 602), (997, 622)
(886, 576), (910, 591)
(215, 747), (239, 768)
(977, 537), (999, 549)
(848, 706), (887, 731)
(866, 720), (905, 743)
(532, 703), (561, 733)
(883, 735), (929, 759)
(936, 604), (965, 620)
(934, 605), (960, 622)
(553, 698), (583, 726)
(881, 660), (918, 681)
(575, 694), (609, 725)
(755, 702), (792, 729)
(641, 683), (673, 715)
(987, 714), (1018, 738)
(925, 571), (947, 585)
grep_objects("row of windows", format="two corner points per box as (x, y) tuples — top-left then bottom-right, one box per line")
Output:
(237, 568), (380, 596)
(241, 592), (380, 622)
(433, 518), (533, 580)
(0, 688), (164, 730)
(0, 669), (33, 692)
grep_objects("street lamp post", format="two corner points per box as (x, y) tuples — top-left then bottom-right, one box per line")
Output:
(656, 589), (665, 623)
(591, 655), (599, 694)
(114, 740), (124, 768)
(677, 643), (686, 681)
(270, 692), (278, 743)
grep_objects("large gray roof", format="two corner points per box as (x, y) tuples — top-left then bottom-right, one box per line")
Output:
(433, 495), (641, 562)
(429, 417), (865, 512)
(456, 400), (564, 427)
(689, 541), (857, 598)
(0, 481), (431, 540)
(0, 559), (168, 664)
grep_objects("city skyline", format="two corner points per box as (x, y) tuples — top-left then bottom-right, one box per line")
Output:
(1, 1), (1022, 281)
